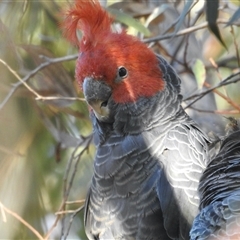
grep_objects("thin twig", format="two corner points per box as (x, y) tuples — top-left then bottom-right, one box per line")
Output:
(182, 11), (191, 68)
(55, 206), (85, 215)
(0, 145), (24, 157)
(144, 21), (208, 43)
(56, 210), (76, 215)
(188, 106), (240, 115)
(43, 202), (64, 240)
(44, 137), (92, 240)
(183, 71), (240, 109)
(0, 202), (44, 240)
(61, 135), (92, 237)
(63, 205), (85, 240)
(0, 59), (42, 104)
(230, 26), (240, 69)
(0, 203), (7, 222)
(206, 56), (239, 70)
(62, 137), (92, 239)
(143, 19), (240, 44)
(61, 143), (84, 237)
(65, 199), (85, 205)
(208, 58), (229, 99)
(161, 0), (199, 36)
(35, 96), (85, 101)
(203, 82), (240, 112)
(0, 54), (78, 110)
(63, 135), (92, 202)
(67, 137), (92, 199)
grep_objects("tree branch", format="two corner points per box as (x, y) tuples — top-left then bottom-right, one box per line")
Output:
(0, 202), (44, 240)
(183, 71), (240, 109)
(0, 54), (78, 110)
(60, 135), (92, 239)
(188, 106), (240, 115)
(143, 19), (240, 44)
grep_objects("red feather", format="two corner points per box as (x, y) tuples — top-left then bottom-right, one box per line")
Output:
(62, 1), (112, 46)
(62, 0), (165, 103)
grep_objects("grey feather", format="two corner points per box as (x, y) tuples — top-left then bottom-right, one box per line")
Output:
(84, 55), (210, 240)
(190, 130), (240, 240)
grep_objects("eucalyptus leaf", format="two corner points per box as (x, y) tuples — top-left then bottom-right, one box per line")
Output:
(145, 4), (169, 27)
(107, 8), (151, 37)
(174, 0), (194, 34)
(206, 0), (227, 49)
(226, 7), (240, 26)
(191, 59), (206, 89)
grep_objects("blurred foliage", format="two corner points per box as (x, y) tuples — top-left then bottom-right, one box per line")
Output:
(0, 0), (240, 239)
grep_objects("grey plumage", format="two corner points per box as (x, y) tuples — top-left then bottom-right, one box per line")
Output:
(190, 130), (240, 240)
(63, 1), (240, 239)
(84, 55), (210, 240)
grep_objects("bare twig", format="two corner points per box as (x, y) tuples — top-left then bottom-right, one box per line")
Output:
(188, 106), (240, 115)
(0, 54), (78, 110)
(66, 136), (92, 198)
(55, 199), (85, 216)
(63, 205), (85, 240)
(0, 145), (24, 157)
(205, 56), (239, 70)
(183, 71), (240, 109)
(0, 202), (44, 240)
(61, 135), (92, 238)
(143, 19), (240, 44)
(35, 96), (85, 101)
(183, 16), (190, 66)
(43, 204), (63, 240)
(0, 59), (42, 105)
(160, 0), (199, 37)
(208, 58), (230, 98)
(209, 58), (220, 73)
(203, 82), (240, 112)
(144, 22), (208, 43)
(55, 205), (85, 215)
(65, 199), (85, 205)
(44, 136), (92, 240)
(230, 26), (240, 69)
(63, 145), (83, 201)
(0, 202), (7, 222)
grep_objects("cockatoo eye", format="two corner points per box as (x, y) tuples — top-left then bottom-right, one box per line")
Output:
(115, 66), (128, 82)
(118, 66), (128, 78)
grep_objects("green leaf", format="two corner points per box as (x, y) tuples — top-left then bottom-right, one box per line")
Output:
(174, 0), (194, 34)
(226, 7), (240, 26)
(145, 4), (169, 27)
(191, 59), (206, 89)
(206, 0), (227, 49)
(107, 8), (151, 37)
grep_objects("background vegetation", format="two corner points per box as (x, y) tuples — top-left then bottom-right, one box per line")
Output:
(0, 0), (240, 239)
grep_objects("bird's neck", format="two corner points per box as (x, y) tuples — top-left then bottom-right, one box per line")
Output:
(115, 85), (186, 131)
(92, 84), (190, 145)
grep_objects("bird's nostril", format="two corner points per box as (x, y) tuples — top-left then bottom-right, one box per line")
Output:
(100, 100), (108, 108)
